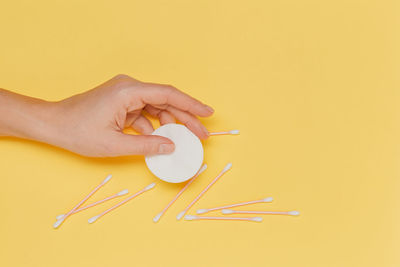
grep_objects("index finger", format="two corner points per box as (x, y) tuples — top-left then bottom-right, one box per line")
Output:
(137, 83), (214, 117)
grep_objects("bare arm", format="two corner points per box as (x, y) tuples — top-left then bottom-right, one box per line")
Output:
(0, 74), (214, 157)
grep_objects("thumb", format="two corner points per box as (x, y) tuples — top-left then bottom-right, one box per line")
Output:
(114, 134), (175, 156)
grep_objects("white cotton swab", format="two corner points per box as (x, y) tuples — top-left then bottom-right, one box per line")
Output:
(209, 130), (240, 136)
(196, 197), (273, 214)
(222, 210), (300, 216)
(55, 189), (129, 220)
(88, 182), (156, 224)
(176, 163), (233, 221)
(53, 174), (112, 229)
(184, 215), (262, 222)
(153, 164), (207, 223)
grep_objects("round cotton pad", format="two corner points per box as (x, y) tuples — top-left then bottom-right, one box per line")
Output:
(145, 123), (204, 183)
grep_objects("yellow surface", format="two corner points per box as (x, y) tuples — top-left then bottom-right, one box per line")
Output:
(0, 1), (399, 266)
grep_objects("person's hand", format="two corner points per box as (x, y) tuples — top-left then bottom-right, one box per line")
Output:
(0, 74), (214, 157)
(50, 74), (214, 157)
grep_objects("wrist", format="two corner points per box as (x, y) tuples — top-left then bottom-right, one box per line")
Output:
(0, 89), (61, 144)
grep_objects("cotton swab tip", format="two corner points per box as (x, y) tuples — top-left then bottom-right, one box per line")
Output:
(88, 215), (100, 224)
(263, 197), (273, 202)
(221, 209), (234, 214)
(198, 164), (208, 174)
(184, 215), (198, 221)
(176, 211), (186, 220)
(229, 130), (240, 134)
(196, 209), (209, 214)
(53, 219), (64, 229)
(144, 182), (156, 191)
(117, 189), (129, 196)
(252, 217), (263, 222)
(102, 174), (112, 184)
(288, 211), (300, 216)
(222, 163), (233, 173)
(56, 214), (64, 220)
(153, 213), (163, 223)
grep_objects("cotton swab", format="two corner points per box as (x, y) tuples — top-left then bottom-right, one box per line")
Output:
(88, 182), (156, 224)
(153, 164), (207, 223)
(55, 189), (129, 220)
(196, 197), (273, 214)
(53, 174), (112, 229)
(222, 210), (300, 216)
(176, 163), (233, 221)
(184, 215), (262, 222)
(209, 130), (240, 136)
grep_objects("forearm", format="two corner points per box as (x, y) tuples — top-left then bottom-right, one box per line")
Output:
(0, 75), (212, 157)
(0, 88), (59, 143)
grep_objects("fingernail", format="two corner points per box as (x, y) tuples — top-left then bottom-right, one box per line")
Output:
(158, 144), (175, 154)
(205, 105), (214, 113)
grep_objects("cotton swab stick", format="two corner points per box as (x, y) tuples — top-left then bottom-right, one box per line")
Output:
(56, 189), (129, 220)
(196, 197), (273, 214)
(209, 130), (240, 136)
(88, 182), (156, 224)
(185, 215), (262, 222)
(153, 164), (207, 223)
(53, 174), (112, 229)
(222, 210), (300, 216)
(176, 163), (233, 221)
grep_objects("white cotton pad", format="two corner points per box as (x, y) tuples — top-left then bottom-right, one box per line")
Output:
(145, 123), (204, 183)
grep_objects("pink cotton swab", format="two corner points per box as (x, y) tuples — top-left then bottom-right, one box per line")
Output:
(53, 174), (112, 229)
(176, 163), (233, 221)
(222, 210), (300, 216)
(153, 164), (208, 223)
(56, 189), (129, 220)
(185, 215), (262, 222)
(88, 182), (156, 224)
(196, 197), (273, 214)
(209, 130), (240, 136)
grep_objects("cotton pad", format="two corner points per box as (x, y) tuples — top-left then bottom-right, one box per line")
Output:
(145, 123), (204, 183)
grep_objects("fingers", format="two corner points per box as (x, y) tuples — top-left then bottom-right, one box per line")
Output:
(138, 83), (214, 118)
(113, 134), (175, 156)
(145, 104), (208, 139)
(124, 112), (140, 128)
(128, 104), (207, 139)
(166, 106), (209, 139)
(130, 115), (154, 134)
(158, 110), (176, 125)
(145, 105), (175, 125)
(109, 75), (212, 142)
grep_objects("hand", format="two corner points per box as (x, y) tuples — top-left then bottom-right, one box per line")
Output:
(0, 74), (214, 157)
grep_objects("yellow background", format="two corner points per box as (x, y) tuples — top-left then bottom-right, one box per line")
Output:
(1, 1), (399, 266)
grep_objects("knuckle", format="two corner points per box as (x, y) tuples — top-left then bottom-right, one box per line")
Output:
(141, 141), (158, 154)
(113, 74), (130, 80)
(158, 110), (168, 117)
(112, 75), (138, 89)
(112, 80), (136, 97)
(162, 85), (176, 102)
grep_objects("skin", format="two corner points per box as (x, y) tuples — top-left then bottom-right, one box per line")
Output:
(0, 74), (214, 157)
